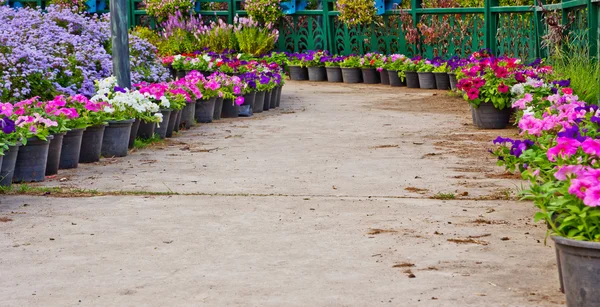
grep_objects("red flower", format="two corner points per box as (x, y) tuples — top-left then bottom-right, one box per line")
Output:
(562, 88), (573, 95)
(369, 59), (375, 66)
(497, 82), (509, 93)
(494, 66), (508, 78)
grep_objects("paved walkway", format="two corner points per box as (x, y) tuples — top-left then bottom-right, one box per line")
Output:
(1, 81), (563, 306)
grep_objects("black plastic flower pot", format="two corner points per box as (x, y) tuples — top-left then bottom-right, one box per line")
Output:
(0, 143), (20, 186)
(405, 71), (420, 88)
(137, 120), (156, 139)
(263, 90), (272, 111)
(380, 69), (390, 85)
(253, 91), (265, 113)
(472, 103), (511, 129)
(154, 109), (172, 139)
(13, 136), (53, 183)
(174, 109), (183, 132)
(289, 66), (308, 81)
(307, 66), (327, 81)
(387, 70), (405, 87)
(553, 236), (600, 307)
(221, 98), (240, 118)
(128, 119), (140, 149)
(239, 92), (255, 117)
(195, 97), (216, 123)
(45, 133), (65, 176)
(101, 119), (134, 158)
(270, 88), (277, 109)
(417, 72), (436, 89)
(341, 68), (362, 83)
(176, 70), (186, 80)
(434, 72), (450, 90)
(166, 110), (179, 138)
(180, 103), (196, 129)
(213, 97), (224, 120)
(79, 124), (105, 163)
(276, 85), (282, 107)
(361, 68), (381, 84)
(449, 73), (458, 90)
(326, 67), (342, 82)
(59, 128), (85, 170)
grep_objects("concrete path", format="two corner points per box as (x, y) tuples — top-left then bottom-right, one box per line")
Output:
(1, 81), (564, 306)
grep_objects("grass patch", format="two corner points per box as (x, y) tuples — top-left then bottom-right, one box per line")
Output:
(133, 133), (164, 149)
(548, 41), (599, 104)
(431, 192), (456, 200)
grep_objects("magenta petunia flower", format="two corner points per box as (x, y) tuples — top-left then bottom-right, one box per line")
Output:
(547, 137), (581, 161)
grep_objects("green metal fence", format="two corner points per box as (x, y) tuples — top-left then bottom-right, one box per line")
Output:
(12, 0), (595, 60)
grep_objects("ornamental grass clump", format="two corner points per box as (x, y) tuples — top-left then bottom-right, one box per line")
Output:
(233, 16), (280, 56)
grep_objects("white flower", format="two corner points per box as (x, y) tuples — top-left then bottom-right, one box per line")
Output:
(511, 83), (524, 96)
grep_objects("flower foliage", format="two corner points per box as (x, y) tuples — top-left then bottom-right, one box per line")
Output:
(335, 0), (377, 26)
(0, 6), (168, 103)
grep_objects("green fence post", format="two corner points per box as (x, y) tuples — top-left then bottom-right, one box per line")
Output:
(588, 0), (598, 59)
(322, 0), (331, 52)
(484, 0), (499, 55)
(533, 0), (545, 58)
(410, 0), (422, 54)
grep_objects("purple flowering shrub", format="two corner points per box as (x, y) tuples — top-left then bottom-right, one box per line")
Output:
(0, 6), (168, 102)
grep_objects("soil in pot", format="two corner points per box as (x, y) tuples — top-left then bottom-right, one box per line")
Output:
(341, 68), (362, 83)
(128, 119), (140, 149)
(221, 99), (240, 118)
(45, 133), (65, 176)
(362, 68), (381, 84)
(239, 92), (255, 117)
(166, 110), (179, 137)
(434, 72), (450, 90)
(263, 90), (272, 111)
(213, 97), (224, 120)
(553, 236), (600, 307)
(155, 109), (172, 139)
(417, 72), (436, 89)
(195, 97), (216, 123)
(102, 119), (134, 157)
(405, 71), (420, 88)
(59, 128), (85, 169)
(449, 73), (458, 90)
(13, 136), (53, 183)
(472, 103), (511, 129)
(388, 70), (405, 87)
(326, 67), (342, 82)
(79, 124), (105, 163)
(289, 66), (308, 81)
(308, 66), (327, 81)
(253, 91), (265, 113)
(137, 120), (156, 139)
(180, 102), (196, 129)
(0, 143), (20, 186)
(380, 69), (390, 85)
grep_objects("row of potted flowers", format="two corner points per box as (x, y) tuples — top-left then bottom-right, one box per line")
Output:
(448, 51), (598, 305)
(284, 51), (465, 91)
(0, 64), (286, 186)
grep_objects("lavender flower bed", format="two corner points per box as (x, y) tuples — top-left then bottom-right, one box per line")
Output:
(0, 6), (169, 102)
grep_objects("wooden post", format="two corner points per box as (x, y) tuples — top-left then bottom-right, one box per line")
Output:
(110, 0), (132, 88)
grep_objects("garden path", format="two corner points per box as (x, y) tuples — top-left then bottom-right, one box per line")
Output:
(0, 81), (564, 306)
